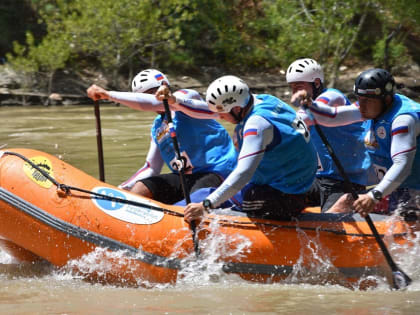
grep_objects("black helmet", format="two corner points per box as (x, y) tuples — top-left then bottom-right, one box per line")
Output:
(354, 68), (395, 99)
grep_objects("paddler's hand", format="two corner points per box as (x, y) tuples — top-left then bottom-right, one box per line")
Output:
(155, 84), (176, 105)
(353, 193), (376, 217)
(87, 84), (110, 101)
(184, 202), (206, 223)
(291, 90), (312, 108)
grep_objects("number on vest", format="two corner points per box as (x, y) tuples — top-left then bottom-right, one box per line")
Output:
(292, 117), (310, 143)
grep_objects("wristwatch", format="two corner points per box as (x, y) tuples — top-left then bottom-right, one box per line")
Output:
(370, 189), (383, 202)
(202, 199), (212, 211)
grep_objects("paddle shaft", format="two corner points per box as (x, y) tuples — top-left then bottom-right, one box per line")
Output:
(305, 105), (411, 289)
(94, 100), (105, 182)
(162, 99), (199, 256)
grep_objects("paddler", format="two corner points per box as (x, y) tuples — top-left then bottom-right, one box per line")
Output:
(157, 75), (319, 221)
(297, 68), (420, 218)
(87, 69), (237, 204)
(287, 58), (374, 212)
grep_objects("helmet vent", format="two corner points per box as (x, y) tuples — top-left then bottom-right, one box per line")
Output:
(233, 85), (236, 92)
(304, 60), (310, 65)
(296, 69), (303, 73)
(208, 100), (215, 105)
(217, 88), (222, 95)
(239, 89), (243, 94)
(140, 79), (147, 82)
(225, 85), (228, 92)
(299, 63), (305, 68)
(211, 93), (217, 99)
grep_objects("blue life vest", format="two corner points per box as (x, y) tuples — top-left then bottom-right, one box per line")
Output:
(235, 94), (317, 194)
(151, 111), (237, 178)
(311, 88), (372, 185)
(364, 94), (420, 189)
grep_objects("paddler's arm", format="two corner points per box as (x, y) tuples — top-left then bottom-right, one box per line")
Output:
(156, 85), (220, 119)
(87, 84), (169, 112)
(291, 90), (362, 127)
(184, 116), (273, 223)
(295, 89), (350, 128)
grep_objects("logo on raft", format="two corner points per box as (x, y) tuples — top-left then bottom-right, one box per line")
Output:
(23, 156), (54, 189)
(91, 187), (164, 225)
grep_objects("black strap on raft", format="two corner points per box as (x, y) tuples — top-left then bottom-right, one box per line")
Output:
(2, 151), (183, 217)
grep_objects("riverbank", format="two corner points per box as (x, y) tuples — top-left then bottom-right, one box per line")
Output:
(1, 63), (420, 106)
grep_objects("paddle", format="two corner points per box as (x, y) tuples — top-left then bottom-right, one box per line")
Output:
(302, 96), (412, 290)
(162, 98), (200, 257)
(94, 100), (105, 182)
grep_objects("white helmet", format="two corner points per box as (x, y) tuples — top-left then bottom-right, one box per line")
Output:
(286, 58), (324, 83)
(131, 69), (170, 93)
(206, 75), (250, 113)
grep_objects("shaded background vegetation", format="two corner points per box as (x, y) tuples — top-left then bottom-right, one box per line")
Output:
(1, 0), (420, 92)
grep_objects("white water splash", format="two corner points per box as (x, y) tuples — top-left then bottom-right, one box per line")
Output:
(286, 225), (351, 287)
(175, 217), (253, 286)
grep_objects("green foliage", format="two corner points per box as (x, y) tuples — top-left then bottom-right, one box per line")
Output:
(372, 37), (409, 69)
(259, 0), (371, 81)
(4, 0), (420, 88)
(7, 31), (71, 73)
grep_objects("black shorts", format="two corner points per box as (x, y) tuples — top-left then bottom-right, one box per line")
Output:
(140, 172), (223, 204)
(309, 177), (366, 212)
(241, 184), (310, 220)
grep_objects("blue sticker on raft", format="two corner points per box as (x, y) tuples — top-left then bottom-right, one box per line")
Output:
(92, 187), (164, 225)
(95, 187), (126, 211)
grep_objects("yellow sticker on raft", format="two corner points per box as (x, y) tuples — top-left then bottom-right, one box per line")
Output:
(23, 156), (54, 189)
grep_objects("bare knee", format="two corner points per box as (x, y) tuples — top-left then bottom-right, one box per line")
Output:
(130, 181), (153, 199)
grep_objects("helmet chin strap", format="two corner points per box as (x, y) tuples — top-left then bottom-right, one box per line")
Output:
(311, 82), (324, 99)
(230, 94), (254, 123)
(377, 95), (393, 117)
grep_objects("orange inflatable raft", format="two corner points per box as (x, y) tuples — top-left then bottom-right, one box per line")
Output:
(0, 148), (416, 288)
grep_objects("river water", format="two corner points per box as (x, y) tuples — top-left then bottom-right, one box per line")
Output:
(1, 105), (419, 314)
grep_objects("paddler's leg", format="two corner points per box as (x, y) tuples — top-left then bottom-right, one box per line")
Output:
(130, 181), (154, 198)
(130, 173), (183, 204)
(326, 193), (354, 213)
(318, 177), (366, 212)
(189, 173), (223, 193)
(241, 184), (307, 220)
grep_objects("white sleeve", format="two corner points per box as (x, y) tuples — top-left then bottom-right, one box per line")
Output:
(374, 114), (419, 196)
(109, 89), (219, 119)
(306, 102), (363, 126)
(173, 95), (220, 119)
(207, 115), (273, 207)
(118, 139), (164, 190)
(109, 91), (166, 112)
(315, 89), (348, 107)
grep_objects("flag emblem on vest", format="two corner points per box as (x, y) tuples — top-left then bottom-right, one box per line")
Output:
(376, 126), (386, 139)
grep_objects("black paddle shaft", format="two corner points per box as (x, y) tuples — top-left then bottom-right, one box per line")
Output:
(305, 105), (412, 289)
(162, 99), (199, 256)
(94, 100), (105, 182)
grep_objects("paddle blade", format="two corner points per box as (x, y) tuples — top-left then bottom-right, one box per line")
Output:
(392, 270), (412, 290)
